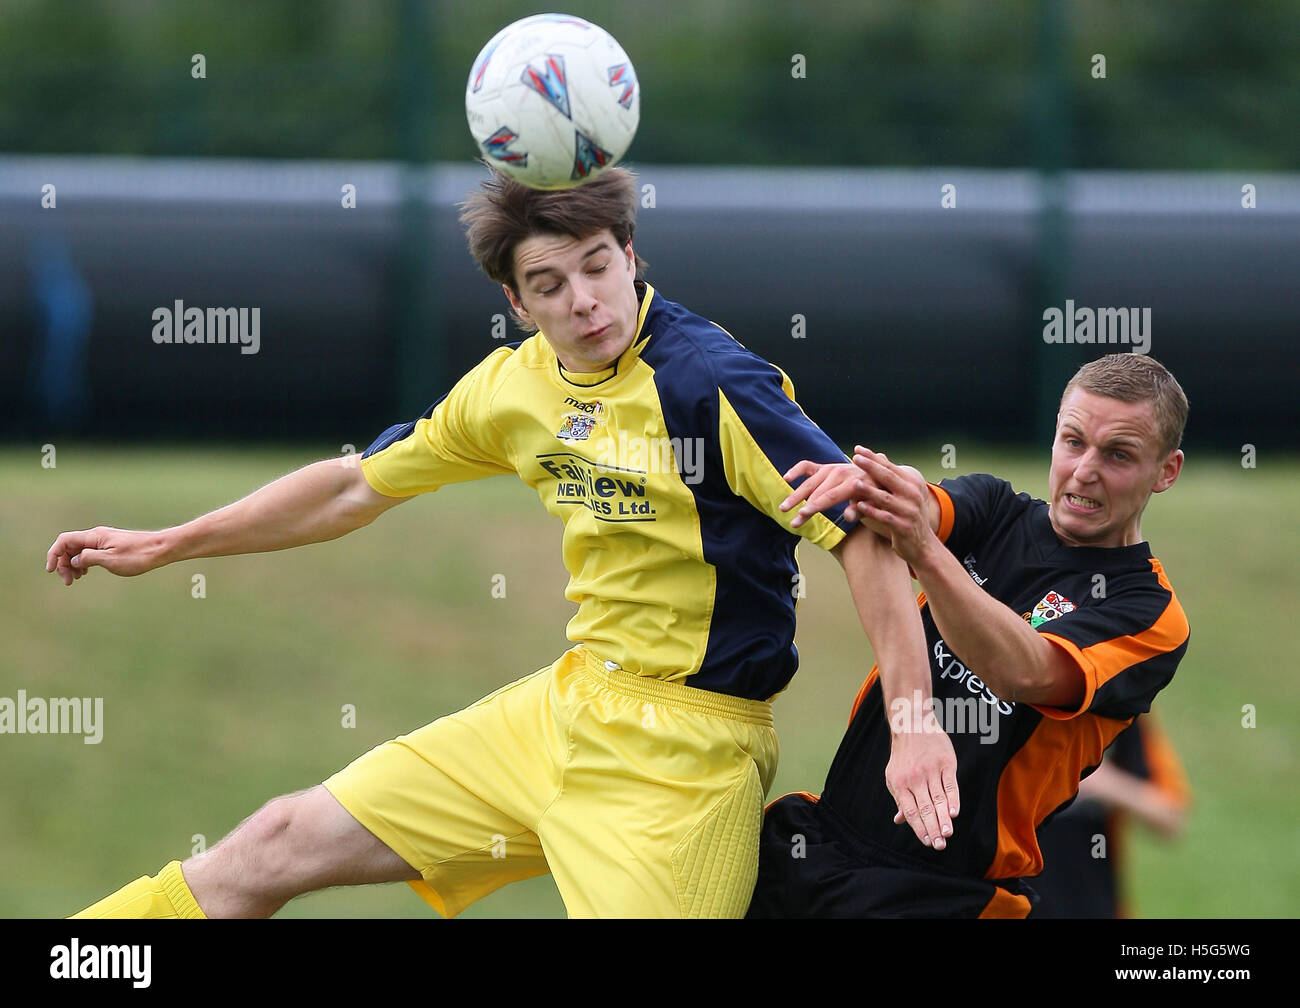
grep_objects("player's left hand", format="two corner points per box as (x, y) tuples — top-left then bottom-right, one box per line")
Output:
(780, 460), (866, 529)
(886, 719), (961, 851)
(850, 447), (935, 566)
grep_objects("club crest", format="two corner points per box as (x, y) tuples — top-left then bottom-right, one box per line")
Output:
(557, 400), (604, 442)
(1030, 590), (1076, 628)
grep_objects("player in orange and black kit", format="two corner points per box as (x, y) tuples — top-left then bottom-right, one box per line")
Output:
(748, 354), (1191, 918)
(1030, 712), (1190, 918)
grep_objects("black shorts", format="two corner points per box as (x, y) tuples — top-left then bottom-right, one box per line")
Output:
(1027, 803), (1118, 918)
(746, 793), (1035, 918)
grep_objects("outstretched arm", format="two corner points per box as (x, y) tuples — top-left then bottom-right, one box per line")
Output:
(850, 447), (1083, 710)
(833, 524), (960, 850)
(46, 455), (408, 585)
(1076, 760), (1186, 836)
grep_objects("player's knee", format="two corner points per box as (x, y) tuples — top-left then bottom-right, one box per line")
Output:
(236, 790), (313, 891)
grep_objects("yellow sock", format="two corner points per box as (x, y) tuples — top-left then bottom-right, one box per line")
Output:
(70, 860), (207, 919)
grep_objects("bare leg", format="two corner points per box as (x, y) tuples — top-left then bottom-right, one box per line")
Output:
(181, 785), (420, 917)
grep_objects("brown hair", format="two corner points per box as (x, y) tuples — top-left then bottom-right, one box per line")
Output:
(1060, 354), (1189, 456)
(460, 166), (647, 330)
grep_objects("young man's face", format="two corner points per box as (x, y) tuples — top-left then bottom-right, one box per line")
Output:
(504, 229), (641, 373)
(1048, 388), (1183, 548)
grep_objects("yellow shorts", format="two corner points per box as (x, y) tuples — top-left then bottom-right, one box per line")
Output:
(323, 644), (778, 918)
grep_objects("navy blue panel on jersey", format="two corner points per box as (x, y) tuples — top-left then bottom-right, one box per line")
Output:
(362, 394), (447, 459)
(640, 294), (851, 699)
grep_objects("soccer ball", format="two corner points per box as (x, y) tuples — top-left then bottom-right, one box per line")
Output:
(465, 13), (640, 190)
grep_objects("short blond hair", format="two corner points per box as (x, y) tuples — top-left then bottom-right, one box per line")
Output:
(1060, 354), (1189, 456)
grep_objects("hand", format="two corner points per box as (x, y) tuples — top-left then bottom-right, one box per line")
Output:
(780, 460), (868, 529)
(1076, 761), (1187, 838)
(885, 717), (961, 850)
(1134, 792), (1187, 838)
(850, 447), (935, 565)
(46, 527), (162, 585)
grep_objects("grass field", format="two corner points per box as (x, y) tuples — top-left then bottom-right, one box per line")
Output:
(2, 443), (1296, 918)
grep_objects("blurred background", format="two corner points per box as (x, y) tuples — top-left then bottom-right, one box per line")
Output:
(1, 0), (1297, 919)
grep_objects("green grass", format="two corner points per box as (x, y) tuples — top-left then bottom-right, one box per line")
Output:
(1, 444), (1296, 918)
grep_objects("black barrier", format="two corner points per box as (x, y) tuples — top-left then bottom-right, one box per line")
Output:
(2, 159), (1295, 449)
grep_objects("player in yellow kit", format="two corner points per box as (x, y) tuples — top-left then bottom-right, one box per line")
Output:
(48, 168), (956, 918)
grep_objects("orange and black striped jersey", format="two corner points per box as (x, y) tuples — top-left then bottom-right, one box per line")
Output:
(820, 474), (1190, 883)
